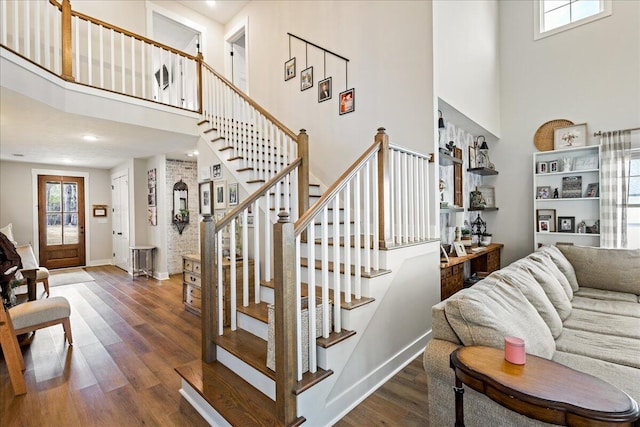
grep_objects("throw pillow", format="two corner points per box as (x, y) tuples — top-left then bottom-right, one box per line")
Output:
(0, 223), (17, 246)
(521, 259), (573, 321)
(538, 245), (579, 292)
(444, 276), (556, 359)
(528, 251), (573, 300)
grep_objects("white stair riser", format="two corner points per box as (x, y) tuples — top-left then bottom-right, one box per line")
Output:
(217, 346), (275, 400)
(299, 242), (372, 263)
(237, 311), (268, 340)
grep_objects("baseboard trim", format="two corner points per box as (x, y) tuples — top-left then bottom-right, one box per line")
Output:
(87, 259), (112, 267)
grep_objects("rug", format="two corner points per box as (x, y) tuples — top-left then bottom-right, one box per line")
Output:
(48, 269), (95, 287)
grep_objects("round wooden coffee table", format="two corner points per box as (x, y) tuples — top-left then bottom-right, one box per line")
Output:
(450, 346), (640, 426)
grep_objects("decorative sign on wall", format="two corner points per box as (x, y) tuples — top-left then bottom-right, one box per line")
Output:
(284, 33), (354, 115)
(147, 168), (157, 226)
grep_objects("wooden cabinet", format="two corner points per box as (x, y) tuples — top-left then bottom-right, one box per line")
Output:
(182, 254), (255, 326)
(440, 243), (503, 300)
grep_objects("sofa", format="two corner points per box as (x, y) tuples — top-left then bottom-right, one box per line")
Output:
(423, 244), (640, 426)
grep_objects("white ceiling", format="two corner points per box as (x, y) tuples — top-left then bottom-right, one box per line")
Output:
(0, 87), (199, 169)
(177, 1), (250, 25)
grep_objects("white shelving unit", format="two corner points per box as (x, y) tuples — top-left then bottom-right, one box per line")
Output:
(533, 145), (601, 249)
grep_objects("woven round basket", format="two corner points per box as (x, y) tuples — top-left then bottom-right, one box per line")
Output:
(533, 119), (574, 151)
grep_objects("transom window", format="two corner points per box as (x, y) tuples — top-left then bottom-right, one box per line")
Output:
(534, 0), (612, 40)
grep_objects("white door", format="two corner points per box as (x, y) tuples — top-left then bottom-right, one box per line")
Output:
(111, 173), (130, 271)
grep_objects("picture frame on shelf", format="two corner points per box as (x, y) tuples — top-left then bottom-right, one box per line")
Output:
(583, 219), (600, 234)
(284, 57), (296, 81)
(536, 209), (556, 232)
(538, 220), (550, 233)
(554, 123), (587, 150)
(585, 183), (599, 197)
(549, 160), (558, 173)
(228, 182), (239, 206)
(214, 180), (227, 209)
(453, 242), (467, 257)
(536, 186), (551, 199)
(558, 216), (576, 233)
(574, 155), (598, 171)
(199, 181), (213, 215)
(318, 77), (332, 102)
(301, 66), (313, 91)
(468, 146), (477, 169)
(561, 176), (582, 198)
(478, 186), (496, 208)
(536, 161), (548, 174)
(339, 88), (355, 115)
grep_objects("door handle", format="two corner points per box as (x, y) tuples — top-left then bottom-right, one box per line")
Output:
(117, 232), (123, 235)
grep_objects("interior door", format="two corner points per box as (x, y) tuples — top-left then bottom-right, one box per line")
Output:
(111, 173), (129, 271)
(38, 175), (86, 268)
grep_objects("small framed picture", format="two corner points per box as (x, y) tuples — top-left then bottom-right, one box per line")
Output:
(199, 181), (213, 215)
(468, 146), (477, 169)
(211, 163), (222, 180)
(554, 123), (587, 150)
(284, 57), (296, 81)
(214, 180), (227, 209)
(247, 215), (254, 228)
(538, 220), (550, 233)
(339, 88), (355, 115)
(318, 77), (332, 102)
(585, 183), (599, 197)
(92, 205), (108, 217)
(536, 161), (548, 174)
(536, 186), (551, 199)
(148, 187), (156, 207)
(558, 216), (576, 233)
(575, 155), (599, 171)
(228, 182), (239, 206)
(549, 160), (558, 173)
(478, 185), (495, 208)
(453, 242), (467, 257)
(301, 66), (313, 91)
(536, 209), (556, 232)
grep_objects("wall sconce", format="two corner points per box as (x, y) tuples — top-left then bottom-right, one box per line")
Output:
(438, 110), (445, 129)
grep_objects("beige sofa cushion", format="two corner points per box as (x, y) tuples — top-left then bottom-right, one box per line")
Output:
(555, 328), (640, 369)
(564, 308), (640, 340)
(444, 276), (556, 359)
(537, 245), (579, 291)
(572, 295), (640, 318)
(520, 258), (573, 321)
(575, 287), (638, 303)
(431, 301), (462, 344)
(494, 267), (563, 338)
(558, 245), (640, 295)
(528, 251), (573, 300)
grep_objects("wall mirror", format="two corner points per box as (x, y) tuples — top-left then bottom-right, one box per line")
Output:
(173, 180), (189, 234)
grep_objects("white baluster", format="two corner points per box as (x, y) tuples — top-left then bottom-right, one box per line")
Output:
(306, 223), (317, 374)
(74, 16), (79, 80)
(110, 29), (115, 90)
(12, 0), (18, 51)
(23, 1), (29, 58)
(363, 163), (371, 273)
(130, 36), (135, 96)
(343, 182), (351, 302)
(242, 210), (249, 307)
(140, 40), (145, 99)
(321, 206), (330, 338)
(99, 25), (104, 88)
(120, 32), (125, 93)
(44, 1), (50, 69)
(87, 19), (92, 85)
(332, 197), (341, 332)
(295, 234), (303, 380)
(354, 172), (362, 299)
(230, 219), (237, 331)
(253, 200), (260, 304)
(1, 0), (7, 47)
(34, 1), (40, 64)
(372, 154), (380, 271)
(264, 191), (271, 283)
(217, 231), (224, 335)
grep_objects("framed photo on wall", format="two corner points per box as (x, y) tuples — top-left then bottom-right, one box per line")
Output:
(554, 123), (587, 150)
(228, 182), (239, 206)
(301, 66), (313, 91)
(339, 88), (355, 115)
(284, 58), (296, 81)
(214, 181), (227, 210)
(199, 181), (213, 215)
(211, 163), (222, 180)
(318, 77), (332, 102)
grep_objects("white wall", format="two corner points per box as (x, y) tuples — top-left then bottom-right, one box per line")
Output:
(495, 0), (640, 264)
(226, 1), (435, 186)
(0, 160), (112, 265)
(433, 0), (501, 137)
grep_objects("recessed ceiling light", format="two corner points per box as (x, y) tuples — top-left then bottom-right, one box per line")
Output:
(83, 135), (98, 141)
(207, 0), (216, 6)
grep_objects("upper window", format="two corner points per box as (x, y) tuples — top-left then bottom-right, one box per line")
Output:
(534, 0), (612, 40)
(628, 150), (640, 249)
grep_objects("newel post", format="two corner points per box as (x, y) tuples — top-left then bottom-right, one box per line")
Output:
(200, 214), (217, 363)
(273, 210), (298, 425)
(297, 129), (310, 219)
(376, 127), (392, 249)
(196, 52), (204, 115)
(60, 0), (74, 82)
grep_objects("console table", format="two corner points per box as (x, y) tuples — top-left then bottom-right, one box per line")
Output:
(130, 245), (156, 279)
(450, 346), (640, 426)
(440, 243), (503, 300)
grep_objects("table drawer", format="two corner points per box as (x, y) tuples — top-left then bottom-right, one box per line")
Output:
(184, 284), (201, 309)
(183, 272), (201, 287)
(184, 259), (201, 274)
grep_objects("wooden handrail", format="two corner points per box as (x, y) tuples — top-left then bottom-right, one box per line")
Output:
(294, 140), (382, 235)
(389, 143), (433, 161)
(201, 62), (298, 141)
(214, 157), (302, 231)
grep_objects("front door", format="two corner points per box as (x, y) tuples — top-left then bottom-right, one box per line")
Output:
(38, 175), (86, 268)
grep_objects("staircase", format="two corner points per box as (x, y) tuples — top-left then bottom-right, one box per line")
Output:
(0, 3), (441, 424)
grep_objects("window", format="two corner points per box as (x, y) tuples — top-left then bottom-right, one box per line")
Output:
(534, 0), (612, 40)
(628, 150), (640, 249)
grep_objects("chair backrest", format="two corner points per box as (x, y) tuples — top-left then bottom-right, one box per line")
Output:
(15, 245), (38, 270)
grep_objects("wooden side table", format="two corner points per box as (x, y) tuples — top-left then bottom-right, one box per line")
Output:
(440, 243), (503, 300)
(450, 346), (640, 426)
(130, 245), (156, 279)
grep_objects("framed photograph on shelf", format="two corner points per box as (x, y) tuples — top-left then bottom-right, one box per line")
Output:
(536, 209), (556, 232)
(585, 183), (599, 197)
(468, 146), (477, 169)
(214, 181), (227, 209)
(339, 88), (355, 115)
(538, 220), (550, 232)
(536, 162), (548, 174)
(199, 181), (213, 215)
(211, 163), (222, 180)
(575, 155), (598, 171)
(554, 123), (587, 150)
(478, 186), (495, 208)
(549, 160), (558, 173)
(558, 216), (576, 233)
(562, 176), (582, 198)
(318, 77), (332, 102)
(301, 66), (313, 91)
(453, 242), (467, 257)
(536, 186), (551, 199)
(228, 182), (239, 206)
(284, 58), (296, 81)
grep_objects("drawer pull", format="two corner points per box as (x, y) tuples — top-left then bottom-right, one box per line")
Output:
(191, 277), (196, 282)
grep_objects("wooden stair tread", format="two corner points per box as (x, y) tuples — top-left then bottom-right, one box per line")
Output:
(259, 282), (375, 311)
(300, 258), (391, 278)
(197, 119), (209, 126)
(216, 328), (333, 393)
(203, 127), (217, 134)
(175, 359), (284, 427)
(210, 136), (225, 143)
(237, 302), (359, 348)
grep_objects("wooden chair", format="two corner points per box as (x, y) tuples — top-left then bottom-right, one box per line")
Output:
(9, 297), (73, 345)
(0, 306), (26, 395)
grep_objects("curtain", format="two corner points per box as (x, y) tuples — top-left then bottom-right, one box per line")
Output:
(600, 131), (631, 248)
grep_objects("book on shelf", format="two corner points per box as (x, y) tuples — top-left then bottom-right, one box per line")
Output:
(561, 176), (582, 198)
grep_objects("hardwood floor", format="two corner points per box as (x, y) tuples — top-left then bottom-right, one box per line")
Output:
(1, 265), (429, 426)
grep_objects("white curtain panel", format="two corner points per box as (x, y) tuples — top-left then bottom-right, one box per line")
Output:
(600, 131), (631, 248)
